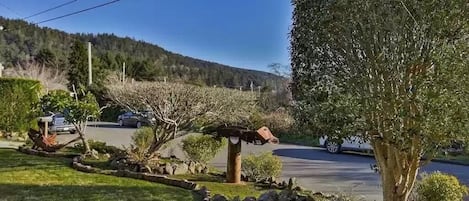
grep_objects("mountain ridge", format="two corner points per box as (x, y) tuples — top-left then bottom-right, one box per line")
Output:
(0, 16), (281, 88)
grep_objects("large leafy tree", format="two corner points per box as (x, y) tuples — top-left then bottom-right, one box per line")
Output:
(40, 90), (100, 154)
(290, 1), (469, 201)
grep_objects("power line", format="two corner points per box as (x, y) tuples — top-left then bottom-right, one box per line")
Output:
(23, 0), (78, 20)
(0, 1), (22, 17)
(34, 0), (120, 25)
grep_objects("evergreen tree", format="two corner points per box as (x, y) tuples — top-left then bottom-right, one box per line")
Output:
(67, 41), (88, 91)
(35, 48), (56, 67)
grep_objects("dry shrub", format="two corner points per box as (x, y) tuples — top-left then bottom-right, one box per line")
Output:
(4, 61), (68, 92)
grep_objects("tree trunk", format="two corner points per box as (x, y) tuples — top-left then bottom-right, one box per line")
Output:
(373, 141), (420, 201)
(146, 128), (174, 159)
(382, 168), (412, 201)
(226, 138), (242, 183)
(81, 135), (91, 154)
(76, 129), (91, 153)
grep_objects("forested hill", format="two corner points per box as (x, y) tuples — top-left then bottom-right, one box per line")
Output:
(0, 17), (281, 88)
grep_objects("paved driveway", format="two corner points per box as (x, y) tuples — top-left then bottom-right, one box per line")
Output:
(56, 122), (469, 201)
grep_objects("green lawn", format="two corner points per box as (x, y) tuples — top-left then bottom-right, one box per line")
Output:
(0, 148), (200, 201)
(170, 174), (268, 199)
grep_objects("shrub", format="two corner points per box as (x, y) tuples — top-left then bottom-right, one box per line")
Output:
(4, 61), (68, 92)
(247, 109), (294, 136)
(73, 140), (121, 154)
(132, 127), (154, 151)
(242, 152), (282, 181)
(181, 134), (227, 164)
(416, 172), (468, 201)
(0, 78), (41, 134)
(126, 127), (155, 164)
(262, 108), (294, 135)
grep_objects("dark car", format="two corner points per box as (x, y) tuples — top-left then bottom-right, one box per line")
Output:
(117, 111), (155, 128)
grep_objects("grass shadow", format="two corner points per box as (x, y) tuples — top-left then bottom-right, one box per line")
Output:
(0, 183), (200, 201)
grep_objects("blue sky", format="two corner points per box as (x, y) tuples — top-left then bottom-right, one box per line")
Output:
(0, 0), (292, 72)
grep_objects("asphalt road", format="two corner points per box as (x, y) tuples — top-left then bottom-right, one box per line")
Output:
(56, 122), (469, 201)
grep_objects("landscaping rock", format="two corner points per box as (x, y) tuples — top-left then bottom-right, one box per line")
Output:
(232, 196), (241, 201)
(242, 197), (257, 201)
(103, 153), (111, 159)
(117, 161), (127, 170)
(91, 149), (99, 159)
(293, 186), (304, 192)
(202, 166), (209, 174)
(173, 163), (189, 175)
(280, 181), (288, 189)
(197, 186), (210, 199)
(188, 161), (196, 174)
(155, 166), (165, 174)
(164, 164), (174, 175)
(212, 194), (228, 201)
(312, 192), (324, 197)
(258, 190), (278, 201)
(195, 164), (203, 174)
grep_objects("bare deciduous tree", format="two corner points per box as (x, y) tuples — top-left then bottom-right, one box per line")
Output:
(107, 81), (256, 160)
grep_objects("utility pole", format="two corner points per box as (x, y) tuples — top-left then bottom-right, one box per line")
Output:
(0, 63), (3, 78)
(88, 42), (92, 86)
(122, 62), (126, 83)
(0, 26), (4, 78)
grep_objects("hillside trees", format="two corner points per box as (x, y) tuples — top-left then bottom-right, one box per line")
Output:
(290, 0), (469, 201)
(0, 17), (280, 88)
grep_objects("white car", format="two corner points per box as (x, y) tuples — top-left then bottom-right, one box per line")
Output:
(319, 136), (372, 154)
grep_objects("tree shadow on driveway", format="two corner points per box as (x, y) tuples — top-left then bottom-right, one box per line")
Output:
(272, 148), (382, 194)
(272, 148), (376, 164)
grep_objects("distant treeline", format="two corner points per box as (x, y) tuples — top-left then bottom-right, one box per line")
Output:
(0, 17), (281, 88)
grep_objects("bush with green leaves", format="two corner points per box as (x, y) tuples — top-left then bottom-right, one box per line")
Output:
(126, 127), (155, 164)
(39, 90), (100, 153)
(181, 134), (227, 164)
(0, 78), (41, 134)
(242, 152), (282, 181)
(416, 172), (468, 201)
(73, 140), (121, 154)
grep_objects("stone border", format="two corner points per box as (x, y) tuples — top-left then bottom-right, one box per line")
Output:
(17, 146), (80, 158)
(72, 156), (210, 201)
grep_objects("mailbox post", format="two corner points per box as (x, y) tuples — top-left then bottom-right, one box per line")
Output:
(227, 136), (242, 183)
(37, 116), (53, 138)
(216, 126), (278, 184)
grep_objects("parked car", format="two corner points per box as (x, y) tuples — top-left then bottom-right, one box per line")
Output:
(37, 113), (76, 134)
(319, 136), (372, 154)
(117, 111), (155, 128)
(320, 136), (464, 154)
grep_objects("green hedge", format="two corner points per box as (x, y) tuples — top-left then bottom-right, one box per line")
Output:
(0, 78), (41, 133)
